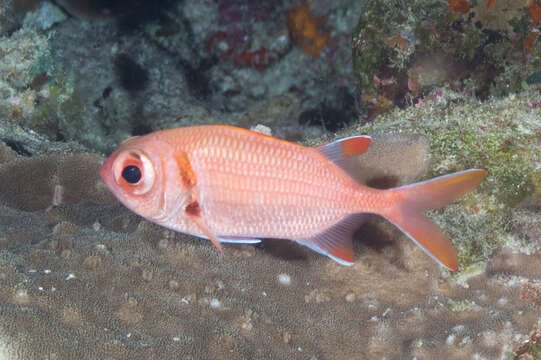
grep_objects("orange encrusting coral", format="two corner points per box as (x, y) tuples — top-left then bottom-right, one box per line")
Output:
(526, 0), (541, 49)
(448, 0), (471, 14)
(286, 4), (330, 57)
(525, 32), (538, 50)
(528, 0), (541, 22)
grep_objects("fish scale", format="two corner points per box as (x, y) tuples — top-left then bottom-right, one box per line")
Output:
(185, 129), (356, 238)
(100, 125), (486, 270)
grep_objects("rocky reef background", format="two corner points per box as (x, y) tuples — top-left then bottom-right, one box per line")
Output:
(0, 0), (540, 359)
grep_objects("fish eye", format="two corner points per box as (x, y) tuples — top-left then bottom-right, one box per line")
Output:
(122, 165), (142, 184)
(112, 150), (155, 195)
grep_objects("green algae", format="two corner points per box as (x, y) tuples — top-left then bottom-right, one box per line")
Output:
(447, 298), (480, 312)
(27, 75), (86, 142)
(425, 121), (533, 208)
(0, 24), (89, 144)
(450, 261), (486, 289)
(531, 341), (541, 360)
(357, 90), (539, 209)
(433, 206), (507, 269)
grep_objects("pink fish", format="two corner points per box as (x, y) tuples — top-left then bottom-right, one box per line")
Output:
(100, 125), (486, 271)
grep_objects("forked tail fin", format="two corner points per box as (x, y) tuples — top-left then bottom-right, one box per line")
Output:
(381, 169), (486, 271)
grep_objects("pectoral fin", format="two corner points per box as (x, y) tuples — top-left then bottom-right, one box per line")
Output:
(186, 201), (223, 253)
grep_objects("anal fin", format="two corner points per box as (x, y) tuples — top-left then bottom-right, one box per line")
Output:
(296, 214), (365, 266)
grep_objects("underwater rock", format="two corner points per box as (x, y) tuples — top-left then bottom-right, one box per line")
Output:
(1, 0), (366, 153)
(0, 0), (41, 35)
(0, 26), (51, 129)
(0, 141), (18, 164)
(23, 2), (68, 31)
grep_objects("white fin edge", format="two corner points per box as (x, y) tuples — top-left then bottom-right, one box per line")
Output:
(191, 233), (261, 244)
(294, 240), (355, 266)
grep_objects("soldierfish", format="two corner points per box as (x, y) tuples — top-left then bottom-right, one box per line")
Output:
(100, 125), (486, 271)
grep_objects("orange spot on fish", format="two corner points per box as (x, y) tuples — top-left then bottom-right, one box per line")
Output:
(486, 0), (495, 9)
(185, 201), (201, 217)
(340, 136), (371, 156)
(174, 151), (196, 188)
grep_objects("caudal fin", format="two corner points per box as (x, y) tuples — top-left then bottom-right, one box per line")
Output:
(382, 169), (486, 271)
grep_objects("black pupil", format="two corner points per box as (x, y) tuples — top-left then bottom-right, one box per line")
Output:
(122, 165), (142, 184)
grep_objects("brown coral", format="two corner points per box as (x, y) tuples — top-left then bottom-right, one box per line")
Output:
(448, 0), (471, 14)
(0, 153), (114, 211)
(286, 4), (330, 57)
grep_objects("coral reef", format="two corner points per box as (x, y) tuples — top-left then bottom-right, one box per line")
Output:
(352, 0), (541, 116)
(0, 0), (41, 35)
(0, 0), (363, 152)
(0, 26), (51, 126)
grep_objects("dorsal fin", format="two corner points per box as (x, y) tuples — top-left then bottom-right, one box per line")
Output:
(295, 214), (366, 265)
(315, 136), (371, 184)
(316, 135), (371, 161)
